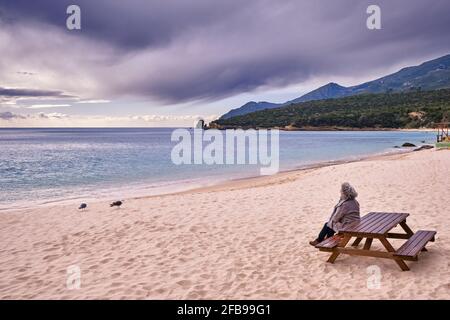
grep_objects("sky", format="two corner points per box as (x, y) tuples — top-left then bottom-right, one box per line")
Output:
(0, 0), (450, 127)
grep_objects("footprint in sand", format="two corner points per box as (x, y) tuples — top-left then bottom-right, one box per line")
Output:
(176, 280), (192, 289)
(43, 254), (59, 262)
(155, 287), (166, 294)
(186, 290), (207, 299)
(111, 282), (122, 287)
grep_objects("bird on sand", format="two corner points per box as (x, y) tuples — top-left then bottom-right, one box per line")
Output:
(78, 203), (87, 210)
(110, 200), (123, 208)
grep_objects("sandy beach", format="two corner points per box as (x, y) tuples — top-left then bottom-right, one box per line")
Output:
(0, 148), (448, 299)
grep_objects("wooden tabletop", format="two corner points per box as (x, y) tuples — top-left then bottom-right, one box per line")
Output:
(316, 211), (436, 271)
(340, 212), (409, 236)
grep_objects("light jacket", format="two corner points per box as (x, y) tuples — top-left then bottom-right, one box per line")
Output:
(327, 198), (360, 232)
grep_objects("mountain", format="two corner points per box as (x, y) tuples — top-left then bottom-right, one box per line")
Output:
(349, 53), (450, 94)
(287, 82), (349, 104)
(213, 88), (450, 130)
(219, 101), (282, 120)
(220, 54), (450, 119)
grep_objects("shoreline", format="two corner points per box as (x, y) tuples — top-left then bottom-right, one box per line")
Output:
(280, 127), (436, 132)
(137, 148), (417, 199)
(0, 146), (423, 213)
(0, 127), (438, 131)
(208, 126), (437, 132)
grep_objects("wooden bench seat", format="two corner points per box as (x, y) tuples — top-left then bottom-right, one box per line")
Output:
(315, 212), (437, 271)
(394, 230), (436, 260)
(315, 236), (342, 251)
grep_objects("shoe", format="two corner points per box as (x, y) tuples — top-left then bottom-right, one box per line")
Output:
(330, 234), (344, 241)
(309, 240), (320, 246)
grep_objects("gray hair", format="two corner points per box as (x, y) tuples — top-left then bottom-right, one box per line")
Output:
(341, 182), (358, 199)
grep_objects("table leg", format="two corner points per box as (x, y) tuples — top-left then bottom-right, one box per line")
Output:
(363, 238), (373, 250)
(378, 236), (410, 271)
(351, 237), (363, 247)
(327, 234), (351, 263)
(400, 221), (414, 237)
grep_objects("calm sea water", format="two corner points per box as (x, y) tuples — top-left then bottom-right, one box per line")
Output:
(0, 128), (434, 209)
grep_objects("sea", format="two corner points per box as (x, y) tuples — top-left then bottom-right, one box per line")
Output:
(0, 128), (435, 209)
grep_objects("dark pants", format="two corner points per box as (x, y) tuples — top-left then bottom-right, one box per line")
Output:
(317, 222), (335, 242)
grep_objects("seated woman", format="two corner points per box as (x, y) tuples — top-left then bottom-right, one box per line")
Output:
(310, 182), (360, 246)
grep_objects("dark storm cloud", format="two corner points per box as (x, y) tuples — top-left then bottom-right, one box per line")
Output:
(0, 87), (72, 98)
(1, 0), (450, 103)
(0, 0), (244, 49)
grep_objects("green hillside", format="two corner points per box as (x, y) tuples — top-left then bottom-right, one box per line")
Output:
(212, 88), (450, 129)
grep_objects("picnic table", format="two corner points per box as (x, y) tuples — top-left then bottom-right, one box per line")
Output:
(315, 212), (436, 271)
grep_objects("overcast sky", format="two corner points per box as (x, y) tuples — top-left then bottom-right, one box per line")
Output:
(1, 0), (450, 127)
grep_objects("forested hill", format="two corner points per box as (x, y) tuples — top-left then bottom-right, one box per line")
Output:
(211, 89), (450, 130)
